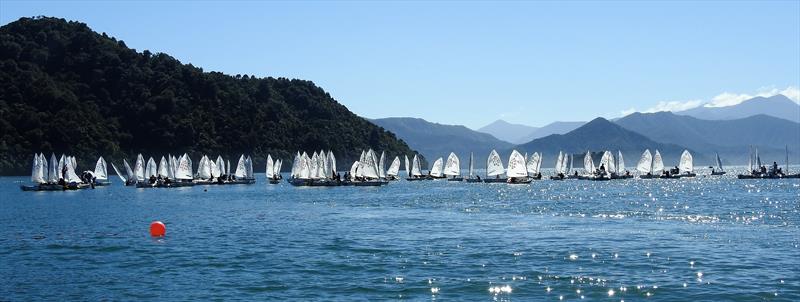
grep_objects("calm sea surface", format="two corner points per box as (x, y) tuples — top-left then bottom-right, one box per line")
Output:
(1, 167), (798, 301)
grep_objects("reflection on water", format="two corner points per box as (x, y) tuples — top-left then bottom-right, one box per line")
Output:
(0, 169), (798, 300)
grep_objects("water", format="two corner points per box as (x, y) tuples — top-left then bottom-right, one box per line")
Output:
(1, 168), (798, 301)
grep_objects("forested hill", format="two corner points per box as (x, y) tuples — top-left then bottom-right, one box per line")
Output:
(0, 17), (418, 175)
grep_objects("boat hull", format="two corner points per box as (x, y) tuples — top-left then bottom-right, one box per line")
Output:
(447, 177), (464, 181)
(482, 178), (507, 183)
(465, 178), (482, 183)
(710, 171), (726, 176)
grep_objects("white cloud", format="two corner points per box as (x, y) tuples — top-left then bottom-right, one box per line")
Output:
(619, 85), (800, 116)
(620, 107), (637, 116)
(642, 99), (703, 113)
(706, 86), (800, 107)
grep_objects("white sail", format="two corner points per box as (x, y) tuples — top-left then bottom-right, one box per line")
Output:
(57, 154), (65, 180)
(537, 152), (543, 173)
(652, 150), (664, 173)
(617, 151), (625, 174)
(234, 154), (247, 178)
(266, 155), (274, 179)
(444, 152), (460, 176)
(387, 156), (401, 176)
(715, 153), (724, 171)
(507, 150), (527, 178)
(679, 150), (693, 172)
(555, 151), (564, 174)
(300, 153), (312, 179)
(469, 152), (474, 177)
(123, 159), (134, 181)
(584, 151), (593, 174)
(64, 157), (82, 183)
(756, 147), (762, 168)
(216, 156), (225, 176)
(486, 149), (505, 176)
(167, 156), (176, 179)
(146, 157), (157, 178)
(92, 157), (107, 180)
(404, 155), (411, 177)
(158, 156), (169, 178)
(31, 154), (45, 184)
(562, 152), (570, 174)
(527, 152), (540, 175)
(359, 149), (379, 179)
(175, 154), (193, 180)
(48, 153), (59, 183)
(568, 154), (574, 174)
(197, 156), (209, 179)
(378, 151), (386, 178)
(290, 153), (299, 178)
(349, 161), (359, 180)
(411, 155), (422, 176)
(70, 156), (77, 171)
(606, 151), (616, 174)
(637, 149), (652, 173)
(598, 151), (610, 174)
(111, 162), (126, 182)
(310, 152), (320, 179)
(430, 157), (444, 177)
(275, 159), (282, 177)
(211, 158), (220, 178)
(134, 154), (145, 181)
(328, 152), (337, 177)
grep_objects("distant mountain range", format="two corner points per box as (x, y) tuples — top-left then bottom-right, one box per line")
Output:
(477, 119), (585, 144)
(371, 117), (512, 167)
(677, 94), (800, 122)
(477, 120), (538, 144)
(519, 121), (585, 143)
(515, 118), (690, 168)
(615, 111), (800, 165)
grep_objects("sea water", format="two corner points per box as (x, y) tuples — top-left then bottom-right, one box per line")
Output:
(1, 168), (798, 301)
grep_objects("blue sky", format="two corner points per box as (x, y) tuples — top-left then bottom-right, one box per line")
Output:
(2, 1), (799, 129)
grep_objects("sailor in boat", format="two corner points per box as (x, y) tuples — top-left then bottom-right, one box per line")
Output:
(507, 177), (516, 183)
(476, 175), (481, 181)
(81, 171), (96, 189)
(574, 171), (579, 177)
(597, 164), (606, 176)
(149, 174), (157, 184)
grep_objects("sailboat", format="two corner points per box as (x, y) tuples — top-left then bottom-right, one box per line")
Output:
(93, 156), (111, 186)
(429, 157), (445, 179)
(484, 149), (506, 183)
(637, 149), (654, 179)
(612, 151), (632, 179)
(580, 150), (596, 180)
(678, 150), (696, 177)
(710, 153), (726, 175)
(444, 152), (463, 181)
(526, 152), (543, 180)
(506, 150), (531, 184)
(550, 151), (566, 180)
(266, 154), (282, 184)
(738, 146), (800, 179)
(466, 152), (482, 183)
(406, 154), (426, 181)
(591, 151), (613, 181)
(20, 153), (67, 191)
(386, 156), (401, 180)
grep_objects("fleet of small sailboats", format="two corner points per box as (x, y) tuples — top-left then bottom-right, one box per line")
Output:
(20, 146), (800, 191)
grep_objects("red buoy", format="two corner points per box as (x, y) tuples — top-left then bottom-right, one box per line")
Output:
(150, 221), (166, 237)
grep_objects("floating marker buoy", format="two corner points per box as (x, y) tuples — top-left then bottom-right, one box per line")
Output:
(150, 221), (166, 237)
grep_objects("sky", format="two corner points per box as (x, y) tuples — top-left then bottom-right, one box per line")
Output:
(2, 1), (799, 129)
